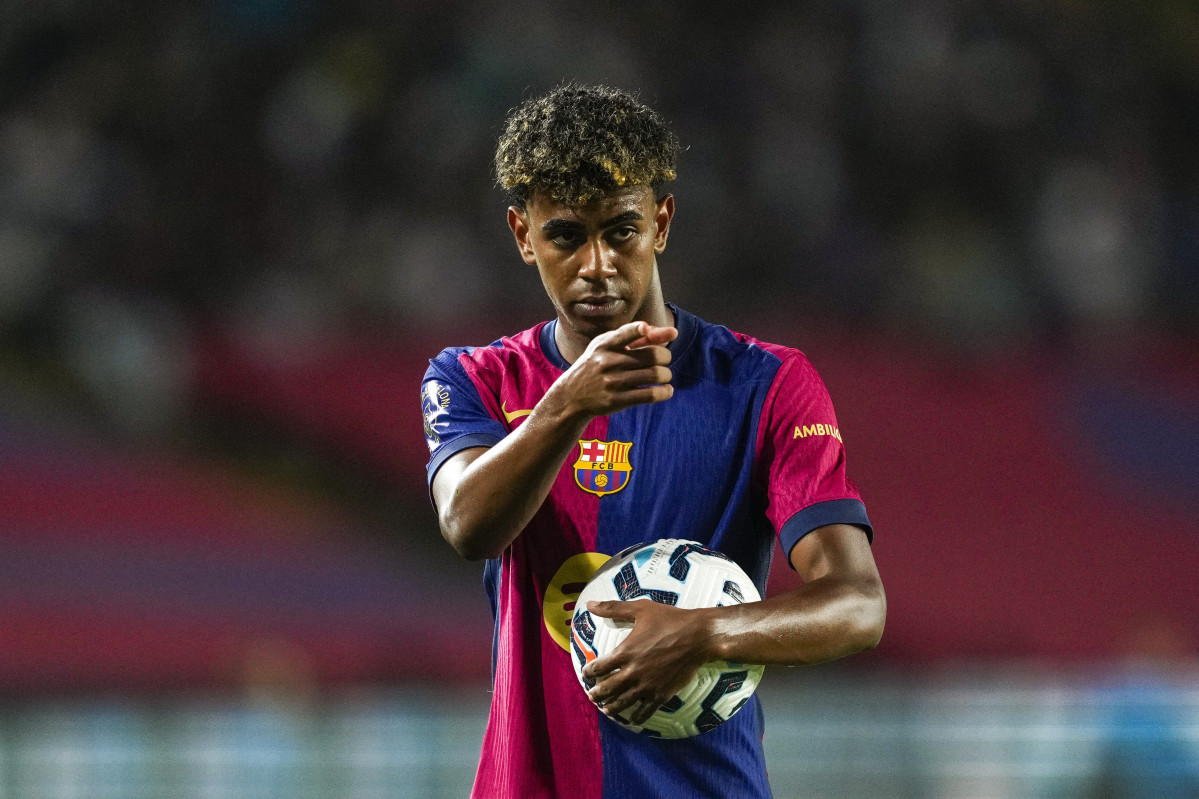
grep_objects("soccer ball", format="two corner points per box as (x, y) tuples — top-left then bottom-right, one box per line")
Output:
(569, 538), (765, 738)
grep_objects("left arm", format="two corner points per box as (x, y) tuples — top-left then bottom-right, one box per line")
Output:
(582, 523), (885, 725)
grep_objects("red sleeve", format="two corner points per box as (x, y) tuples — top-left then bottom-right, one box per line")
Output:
(753, 352), (872, 563)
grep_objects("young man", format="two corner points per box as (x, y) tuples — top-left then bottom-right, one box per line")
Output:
(421, 84), (885, 799)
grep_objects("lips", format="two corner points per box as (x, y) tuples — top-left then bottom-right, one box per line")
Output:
(573, 296), (624, 317)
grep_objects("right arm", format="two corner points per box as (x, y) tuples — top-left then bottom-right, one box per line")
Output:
(432, 321), (677, 560)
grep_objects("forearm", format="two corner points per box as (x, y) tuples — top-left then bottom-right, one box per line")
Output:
(580, 527), (882, 725)
(438, 394), (588, 560)
(435, 321), (677, 561)
(700, 573), (886, 667)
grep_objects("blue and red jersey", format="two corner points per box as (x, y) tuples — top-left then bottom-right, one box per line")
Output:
(422, 305), (872, 799)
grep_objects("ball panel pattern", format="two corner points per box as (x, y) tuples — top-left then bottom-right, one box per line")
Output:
(569, 538), (765, 738)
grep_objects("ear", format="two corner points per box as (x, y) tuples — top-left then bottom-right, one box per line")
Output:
(653, 194), (675, 254)
(507, 206), (538, 265)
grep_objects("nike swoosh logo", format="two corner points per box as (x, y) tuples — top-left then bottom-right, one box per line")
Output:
(502, 402), (534, 424)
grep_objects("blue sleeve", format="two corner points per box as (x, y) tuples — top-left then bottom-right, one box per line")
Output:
(778, 498), (873, 557)
(422, 349), (507, 495)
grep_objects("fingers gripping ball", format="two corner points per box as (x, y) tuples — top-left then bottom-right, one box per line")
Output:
(569, 539), (765, 738)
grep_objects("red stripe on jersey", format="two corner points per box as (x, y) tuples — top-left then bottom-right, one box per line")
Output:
(458, 327), (610, 799)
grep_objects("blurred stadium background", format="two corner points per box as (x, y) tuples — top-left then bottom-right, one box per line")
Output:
(1, 1), (1197, 796)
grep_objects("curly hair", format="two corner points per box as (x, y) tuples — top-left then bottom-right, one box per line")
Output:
(495, 83), (680, 209)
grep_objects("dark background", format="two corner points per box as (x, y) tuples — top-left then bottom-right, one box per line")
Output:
(0, 1), (1196, 794)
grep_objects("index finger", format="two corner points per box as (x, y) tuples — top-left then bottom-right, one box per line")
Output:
(626, 325), (678, 350)
(587, 600), (638, 621)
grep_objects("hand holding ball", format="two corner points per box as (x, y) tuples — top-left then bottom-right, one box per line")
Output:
(569, 539), (764, 738)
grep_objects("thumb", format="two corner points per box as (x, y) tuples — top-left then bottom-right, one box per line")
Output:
(599, 321), (650, 350)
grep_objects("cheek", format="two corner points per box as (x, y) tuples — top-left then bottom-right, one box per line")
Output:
(629, 248), (657, 290)
(537, 264), (572, 303)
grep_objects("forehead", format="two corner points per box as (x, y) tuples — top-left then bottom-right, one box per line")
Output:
(527, 186), (655, 225)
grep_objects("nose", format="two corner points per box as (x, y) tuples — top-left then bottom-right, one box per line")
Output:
(578, 238), (616, 279)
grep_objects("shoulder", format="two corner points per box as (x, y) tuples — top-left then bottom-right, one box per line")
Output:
(425, 321), (554, 382)
(676, 307), (807, 386)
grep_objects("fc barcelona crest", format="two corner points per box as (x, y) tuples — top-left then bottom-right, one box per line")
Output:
(573, 439), (633, 497)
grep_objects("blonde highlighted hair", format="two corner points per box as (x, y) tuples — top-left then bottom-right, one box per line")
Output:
(495, 83), (680, 208)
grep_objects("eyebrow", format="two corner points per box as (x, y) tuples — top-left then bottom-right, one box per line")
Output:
(601, 210), (645, 227)
(540, 210), (645, 234)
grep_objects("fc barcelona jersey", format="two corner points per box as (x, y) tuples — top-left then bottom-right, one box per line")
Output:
(421, 305), (872, 799)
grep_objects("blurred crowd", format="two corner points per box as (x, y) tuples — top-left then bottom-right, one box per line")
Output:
(0, 0), (1196, 439)
(2, 9), (1199, 793)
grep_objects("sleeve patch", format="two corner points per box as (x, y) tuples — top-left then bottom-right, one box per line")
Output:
(421, 379), (453, 452)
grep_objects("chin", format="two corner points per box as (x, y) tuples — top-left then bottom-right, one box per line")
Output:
(566, 315), (623, 339)
(567, 300), (640, 337)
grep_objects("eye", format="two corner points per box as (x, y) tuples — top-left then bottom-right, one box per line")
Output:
(550, 231), (582, 248)
(608, 226), (638, 244)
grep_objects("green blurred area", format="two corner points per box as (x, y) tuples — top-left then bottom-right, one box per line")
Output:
(2, 668), (1197, 798)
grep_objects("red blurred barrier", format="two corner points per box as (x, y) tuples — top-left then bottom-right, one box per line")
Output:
(0, 319), (1193, 693)
(195, 318), (1199, 662)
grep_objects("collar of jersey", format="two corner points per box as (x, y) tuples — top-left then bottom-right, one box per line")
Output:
(539, 302), (698, 372)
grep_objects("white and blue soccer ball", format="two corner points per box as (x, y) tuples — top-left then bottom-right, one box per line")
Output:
(569, 538), (765, 738)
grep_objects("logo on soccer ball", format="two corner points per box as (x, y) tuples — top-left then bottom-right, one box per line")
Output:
(573, 439), (633, 497)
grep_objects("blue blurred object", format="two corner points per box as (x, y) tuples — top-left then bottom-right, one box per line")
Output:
(1089, 670), (1199, 798)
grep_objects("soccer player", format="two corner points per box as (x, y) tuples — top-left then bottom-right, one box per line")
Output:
(422, 84), (885, 799)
